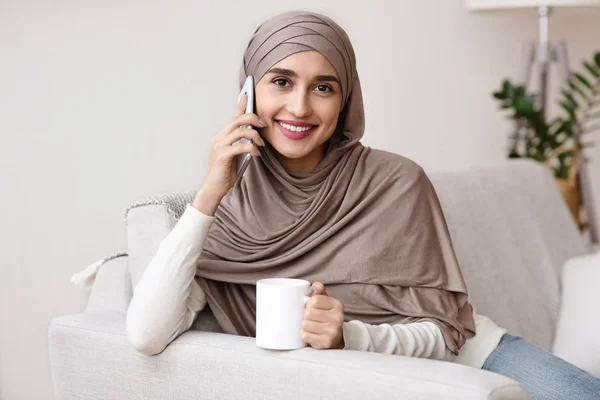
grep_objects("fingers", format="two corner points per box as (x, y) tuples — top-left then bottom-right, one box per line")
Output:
(223, 127), (265, 147)
(234, 93), (248, 117)
(305, 294), (340, 311)
(309, 281), (327, 296)
(304, 304), (344, 328)
(222, 142), (261, 159)
(223, 113), (266, 136)
(303, 307), (331, 323)
(301, 286), (345, 350)
(301, 319), (328, 334)
(300, 330), (340, 350)
(300, 331), (320, 347)
(306, 282), (336, 310)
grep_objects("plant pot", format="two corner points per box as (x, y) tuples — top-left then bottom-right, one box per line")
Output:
(545, 146), (585, 232)
(555, 176), (585, 232)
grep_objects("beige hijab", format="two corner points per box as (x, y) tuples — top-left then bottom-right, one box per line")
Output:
(195, 11), (475, 355)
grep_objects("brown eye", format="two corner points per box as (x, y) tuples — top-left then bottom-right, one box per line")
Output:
(315, 84), (333, 93)
(273, 78), (290, 87)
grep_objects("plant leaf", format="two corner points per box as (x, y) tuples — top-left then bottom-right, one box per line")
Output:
(574, 72), (593, 89)
(531, 152), (546, 162)
(548, 117), (563, 132)
(552, 120), (568, 136)
(561, 89), (579, 108)
(568, 77), (590, 103)
(515, 97), (535, 114)
(584, 60), (600, 78)
(558, 150), (575, 163)
(514, 86), (525, 97)
(560, 101), (576, 117)
(502, 79), (511, 95)
(595, 51), (600, 68)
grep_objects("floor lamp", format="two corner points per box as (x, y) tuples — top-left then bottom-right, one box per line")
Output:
(466, 0), (600, 245)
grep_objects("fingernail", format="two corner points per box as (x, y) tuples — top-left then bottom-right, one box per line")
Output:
(259, 119), (267, 127)
(307, 287), (315, 295)
(259, 137), (265, 146)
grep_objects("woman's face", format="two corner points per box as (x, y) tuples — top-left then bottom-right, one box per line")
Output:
(255, 51), (343, 173)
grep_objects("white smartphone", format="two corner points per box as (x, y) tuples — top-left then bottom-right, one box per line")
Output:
(234, 75), (256, 183)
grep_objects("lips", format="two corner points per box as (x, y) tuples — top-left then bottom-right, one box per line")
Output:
(277, 119), (317, 128)
(276, 121), (317, 140)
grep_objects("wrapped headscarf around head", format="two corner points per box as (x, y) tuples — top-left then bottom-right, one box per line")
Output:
(239, 10), (365, 180)
(195, 11), (475, 354)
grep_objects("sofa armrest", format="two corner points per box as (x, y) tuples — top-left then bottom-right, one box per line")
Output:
(124, 191), (196, 288)
(552, 250), (600, 378)
(85, 255), (132, 314)
(49, 309), (528, 400)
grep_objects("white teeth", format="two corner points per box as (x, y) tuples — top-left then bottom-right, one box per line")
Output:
(278, 121), (314, 132)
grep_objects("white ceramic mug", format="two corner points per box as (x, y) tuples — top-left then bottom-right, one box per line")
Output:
(255, 278), (311, 350)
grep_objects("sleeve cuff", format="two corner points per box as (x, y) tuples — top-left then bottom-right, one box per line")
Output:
(186, 203), (216, 221)
(341, 321), (368, 351)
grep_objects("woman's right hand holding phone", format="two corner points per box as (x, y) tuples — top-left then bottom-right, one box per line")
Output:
(192, 94), (266, 216)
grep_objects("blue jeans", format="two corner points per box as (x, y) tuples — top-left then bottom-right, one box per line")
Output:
(482, 334), (600, 399)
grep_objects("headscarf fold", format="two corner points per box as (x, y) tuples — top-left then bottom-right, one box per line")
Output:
(195, 11), (475, 354)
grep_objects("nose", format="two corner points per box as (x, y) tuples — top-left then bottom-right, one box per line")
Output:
(287, 88), (312, 118)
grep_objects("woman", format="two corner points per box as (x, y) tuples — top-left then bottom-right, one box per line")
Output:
(126, 11), (600, 399)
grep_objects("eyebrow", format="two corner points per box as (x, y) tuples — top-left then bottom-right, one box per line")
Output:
(266, 67), (341, 85)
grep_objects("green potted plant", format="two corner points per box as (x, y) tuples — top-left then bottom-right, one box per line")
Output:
(492, 51), (600, 230)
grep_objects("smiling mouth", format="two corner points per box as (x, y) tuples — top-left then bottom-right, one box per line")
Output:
(276, 120), (318, 131)
(276, 120), (318, 140)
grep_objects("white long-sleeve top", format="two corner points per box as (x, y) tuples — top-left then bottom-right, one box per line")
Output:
(126, 204), (507, 368)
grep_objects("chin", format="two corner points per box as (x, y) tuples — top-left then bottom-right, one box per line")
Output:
(273, 147), (309, 159)
(269, 140), (312, 158)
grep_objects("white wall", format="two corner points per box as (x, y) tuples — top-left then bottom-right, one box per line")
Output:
(1, 1), (599, 398)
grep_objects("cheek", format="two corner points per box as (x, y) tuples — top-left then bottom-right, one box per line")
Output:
(321, 96), (342, 125)
(255, 98), (278, 120)
(322, 104), (340, 127)
(254, 85), (279, 117)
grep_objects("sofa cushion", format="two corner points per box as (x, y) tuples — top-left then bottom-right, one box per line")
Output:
(125, 191), (196, 288)
(428, 159), (587, 351)
(552, 250), (600, 378)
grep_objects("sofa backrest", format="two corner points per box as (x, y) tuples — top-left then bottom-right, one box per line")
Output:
(428, 159), (587, 351)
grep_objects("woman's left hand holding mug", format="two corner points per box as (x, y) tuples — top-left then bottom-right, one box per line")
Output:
(301, 282), (345, 350)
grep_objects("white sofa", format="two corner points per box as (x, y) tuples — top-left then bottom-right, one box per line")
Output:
(48, 159), (597, 399)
